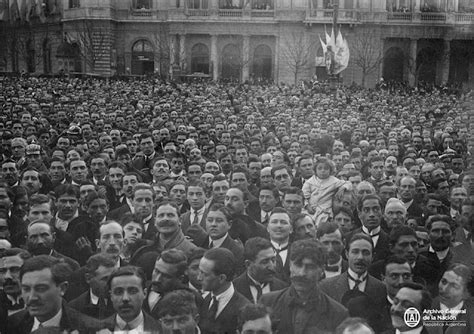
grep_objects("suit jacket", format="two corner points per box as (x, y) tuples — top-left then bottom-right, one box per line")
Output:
(259, 286), (349, 334)
(232, 271), (288, 303)
(67, 291), (115, 320)
(453, 242), (474, 269)
(199, 288), (251, 334)
(141, 216), (158, 241)
(6, 302), (103, 334)
(200, 235), (245, 274)
(419, 248), (453, 297)
(0, 290), (24, 334)
(407, 201), (424, 218)
(427, 298), (474, 334)
(180, 208), (209, 232)
(229, 213), (269, 244)
(99, 311), (160, 333)
(319, 271), (387, 309)
(132, 155), (155, 183)
(454, 227), (471, 247)
(346, 227), (391, 263)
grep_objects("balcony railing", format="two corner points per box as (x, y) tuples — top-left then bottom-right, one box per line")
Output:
(187, 9), (210, 16)
(251, 9), (274, 18)
(420, 12), (446, 21)
(455, 13), (474, 22)
(131, 9), (153, 16)
(218, 9), (242, 17)
(387, 12), (412, 20)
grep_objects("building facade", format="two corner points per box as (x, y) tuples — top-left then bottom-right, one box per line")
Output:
(1, 0), (473, 87)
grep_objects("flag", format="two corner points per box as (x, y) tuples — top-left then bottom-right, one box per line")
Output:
(10, 0), (20, 21)
(0, 0), (8, 21)
(320, 25), (350, 75)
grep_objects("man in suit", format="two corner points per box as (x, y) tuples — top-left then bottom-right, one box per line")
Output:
(291, 154), (314, 189)
(319, 233), (386, 330)
(25, 219), (80, 272)
(67, 253), (115, 319)
(132, 133), (157, 183)
(398, 176), (423, 219)
(370, 226), (439, 294)
(7, 255), (103, 333)
(129, 183), (156, 241)
(180, 180), (209, 245)
(383, 198), (407, 232)
(390, 282), (432, 334)
(316, 221), (348, 278)
(248, 185), (280, 225)
(0, 248), (30, 334)
(107, 172), (141, 220)
(102, 265), (160, 333)
(267, 207), (293, 283)
(224, 187), (268, 244)
(130, 201), (197, 269)
(156, 289), (202, 334)
(429, 263), (474, 334)
(145, 248), (203, 318)
(419, 214), (455, 297)
(203, 203), (244, 273)
(198, 247), (251, 334)
(453, 198), (473, 247)
(346, 194), (391, 263)
(260, 239), (349, 333)
(380, 255), (414, 333)
(233, 237), (288, 303)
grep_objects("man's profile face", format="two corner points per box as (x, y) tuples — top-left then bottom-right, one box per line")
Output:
(22, 268), (66, 321)
(391, 287), (422, 331)
(152, 258), (179, 294)
(293, 216), (316, 240)
(249, 247), (277, 284)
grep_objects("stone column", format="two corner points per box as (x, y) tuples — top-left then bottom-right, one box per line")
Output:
(242, 35), (250, 82)
(439, 39), (451, 85)
(210, 34), (218, 81)
(170, 34), (177, 66)
(408, 38), (417, 86)
(179, 34), (186, 71)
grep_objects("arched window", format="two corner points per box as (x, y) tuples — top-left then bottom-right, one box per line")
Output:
(221, 44), (241, 81)
(131, 40), (154, 75)
(191, 43), (209, 74)
(252, 44), (272, 80)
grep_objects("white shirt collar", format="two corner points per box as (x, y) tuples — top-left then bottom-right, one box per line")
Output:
(212, 283), (235, 317)
(270, 240), (289, 250)
(54, 211), (79, 231)
(6, 294), (22, 306)
(348, 268), (367, 281)
(429, 246), (449, 261)
(115, 311), (144, 331)
(126, 197), (135, 213)
(192, 206), (205, 215)
(387, 295), (394, 305)
(32, 308), (62, 331)
(395, 326), (423, 334)
(362, 225), (381, 235)
(210, 232), (228, 248)
(90, 290), (99, 305)
(440, 301), (464, 311)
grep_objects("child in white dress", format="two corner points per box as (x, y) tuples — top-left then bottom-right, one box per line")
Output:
(302, 157), (351, 226)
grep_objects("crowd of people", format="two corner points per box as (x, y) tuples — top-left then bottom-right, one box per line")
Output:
(0, 74), (472, 333)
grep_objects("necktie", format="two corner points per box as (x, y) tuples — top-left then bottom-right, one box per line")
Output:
(263, 212), (269, 224)
(208, 296), (219, 319)
(249, 280), (267, 302)
(273, 245), (288, 267)
(192, 209), (199, 225)
(348, 273), (366, 291)
(123, 323), (131, 331)
(209, 240), (214, 249)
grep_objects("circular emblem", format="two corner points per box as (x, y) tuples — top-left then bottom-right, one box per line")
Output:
(404, 307), (421, 328)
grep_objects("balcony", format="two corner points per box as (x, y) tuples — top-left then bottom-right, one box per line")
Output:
(131, 9), (153, 17)
(308, 9), (358, 22)
(218, 9), (242, 17)
(63, 6), (115, 20)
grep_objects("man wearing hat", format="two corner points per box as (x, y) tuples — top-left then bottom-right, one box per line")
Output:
(25, 144), (47, 173)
